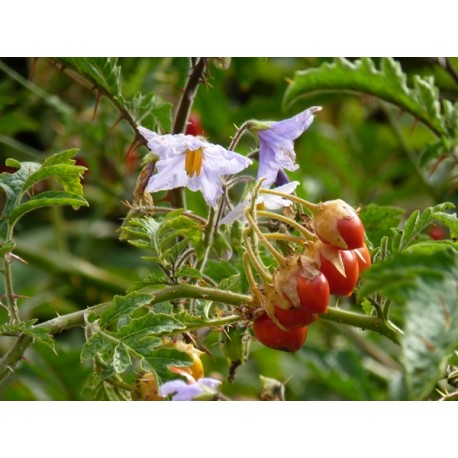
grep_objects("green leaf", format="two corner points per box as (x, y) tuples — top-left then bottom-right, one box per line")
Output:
(23, 163), (86, 198)
(0, 240), (16, 256)
(175, 266), (202, 280)
(113, 343), (132, 374)
(359, 245), (457, 302)
(80, 333), (115, 362)
(9, 192), (88, 225)
(212, 231), (233, 261)
(143, 347), (193, 382)
(99, 292), (153, 329)
(0, 151), (88, 238)
(217, 274), (241, 293)
(117, 311), (186, 339)
(434, 211), (458, 238)
(0, 161), (41, 239)
(1, 320), (55, 353)
(401, 249), (458, 400)
(359, 203), (405, 247)
(283, 57), (453, 138)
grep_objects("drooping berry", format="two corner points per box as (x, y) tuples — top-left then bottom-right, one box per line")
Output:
(319, 245), (359, 296)
(253, 313), (308, 352)
(312, 199), (365, 250)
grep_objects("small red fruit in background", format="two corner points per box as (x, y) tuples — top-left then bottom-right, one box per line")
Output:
(253, 314), (308, 352)
(428, 224), (447, 241)
(186, 112), (205, 136)
(319, 247), (359, 296)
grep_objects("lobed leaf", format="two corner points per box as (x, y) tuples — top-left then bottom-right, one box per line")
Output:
(283, 57), (456, 139)
(99, 292), (153, 329)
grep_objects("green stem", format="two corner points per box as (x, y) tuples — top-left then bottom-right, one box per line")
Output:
(245, 210), (286, 267)
(3, 253), (20, 325)
(197, 206), (217, 274)
(320, 306), (400, 344)
(0, 284), (402, 385)
(257, 210), (316, 240)
(243, 229), (273, 284)
(228, 121), (253, 151)
(0, 334), (32, 384)
(131, 205), (207, 225)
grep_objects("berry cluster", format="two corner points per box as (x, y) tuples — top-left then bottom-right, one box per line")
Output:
(252, 199), (371, 352)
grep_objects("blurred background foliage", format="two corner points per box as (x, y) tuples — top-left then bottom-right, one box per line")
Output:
(0, 57), (456, 400)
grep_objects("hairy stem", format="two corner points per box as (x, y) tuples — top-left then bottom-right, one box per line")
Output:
(245, 210), (286, 267)
(3, 253), (20, 325)
(0, 284), (403, 385)
(257, 210), (316, 240)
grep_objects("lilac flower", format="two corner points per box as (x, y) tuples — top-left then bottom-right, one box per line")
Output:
(138, 126), (252, 208)
(256, 106), (321, 187)
(159, 377), (222, 401)
(221, 181), (299, 225)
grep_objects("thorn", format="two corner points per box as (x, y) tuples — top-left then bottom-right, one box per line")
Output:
(125, 137), (142, 159)
(109, 114), (124, 133)
(175, 85), (185, 95)
(428, 153), (448, 178)
(11, 253), (28, 264)
(284, 76), (293, 85)
(28, 58), (39, 81)
(92, 91), (103, 121)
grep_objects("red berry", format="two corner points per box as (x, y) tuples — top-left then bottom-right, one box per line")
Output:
(319, 248), (359, 296)
(354, 244), (371, 274)
(296, 271), (330, 314)
(428, 225), (447, 240)
(253, 314), (308, 352)
(336, 215), (365, 250)
(275, 305), (317, 329)
(186, 112), (204, 136)
(313, 199), (365, 249)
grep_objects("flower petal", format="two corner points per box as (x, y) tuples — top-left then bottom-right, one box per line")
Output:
(171, 384), (204, 401)
(197, 167), (224, 208)
(263, 181), (300, 210)
(158, 380), (189, 397)
(146, 154), (189, 192)
(204, 145), (252, 175)
(220, 197), (250, 225)
(269, 106), (321, 140)
(198, 377), (222, 390)
(257, 140), (283, 187)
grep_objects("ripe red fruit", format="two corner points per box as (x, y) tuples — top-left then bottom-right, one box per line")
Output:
(186, 112), (204, 136)
(336, 215), (365, 250)
(428, 225), (447, 240)
(253, 314), (308, 352)
(319, 248), (359, 296)
(275, 305), (317, 329)
(313, 199), (365, 249)
(354, 244), (371, 274)
(296, 271), (330, 314)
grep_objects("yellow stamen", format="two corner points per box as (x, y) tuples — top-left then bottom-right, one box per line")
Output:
(184, 148), (204, 177)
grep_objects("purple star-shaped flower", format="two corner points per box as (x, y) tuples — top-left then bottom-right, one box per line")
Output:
(257, 106), (321, 187)
(159, 377), (222, 401)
